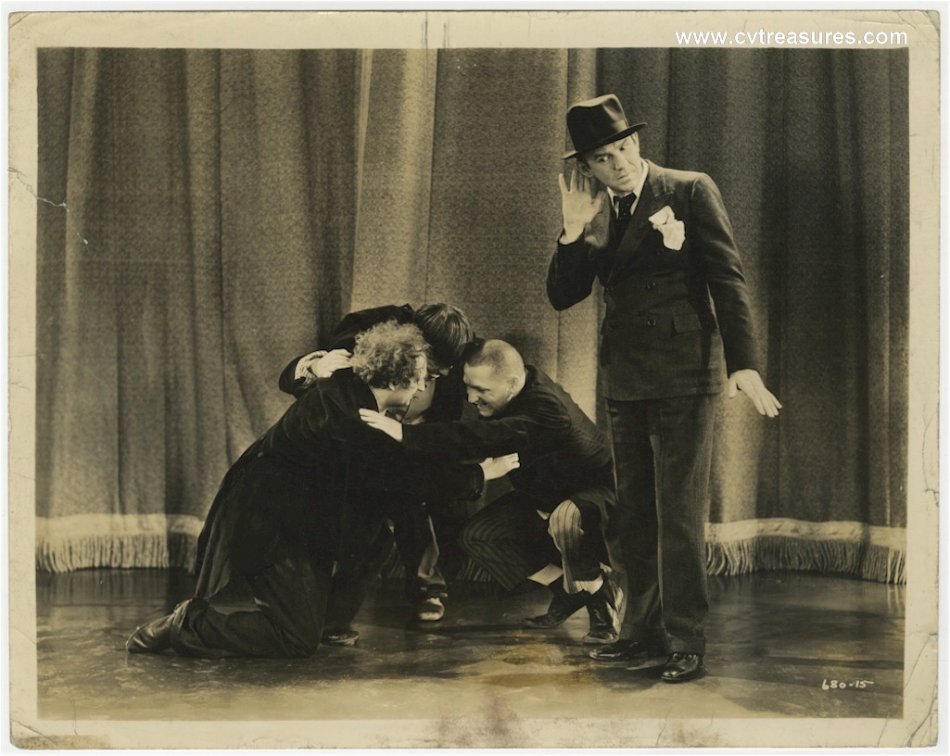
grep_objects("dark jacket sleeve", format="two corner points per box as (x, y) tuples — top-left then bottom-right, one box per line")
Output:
(341, 415), (486, 502)
(546, 235), (600, 311)
(402, 393), (571, 462)
(277, 305), (413, 397)
(689, 174), (759, 374)
(278, 354), (313, 397)
(328, 304), (414, 350)
(409, 460), (485, 502)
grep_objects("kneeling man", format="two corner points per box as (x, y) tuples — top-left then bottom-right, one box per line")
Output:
(126, 323), (516, 658)
(361, 339), (620, 644)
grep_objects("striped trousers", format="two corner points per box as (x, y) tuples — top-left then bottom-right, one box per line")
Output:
(459, 487), (614, 592)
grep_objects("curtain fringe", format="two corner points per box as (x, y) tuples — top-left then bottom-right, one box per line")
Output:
(36, 528), (905, 585)
(384, 537), (905, 585)
(385, 538), (905, 585)
(705, 536), (905, 584)
(36, 532), (197, 574)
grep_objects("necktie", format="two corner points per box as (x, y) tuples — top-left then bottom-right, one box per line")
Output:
(614, 192), (637, 223)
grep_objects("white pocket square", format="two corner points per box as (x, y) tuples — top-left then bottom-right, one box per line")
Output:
(648, 206), (685, 251)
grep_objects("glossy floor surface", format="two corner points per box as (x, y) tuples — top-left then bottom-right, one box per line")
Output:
(36, 570), (903, 729)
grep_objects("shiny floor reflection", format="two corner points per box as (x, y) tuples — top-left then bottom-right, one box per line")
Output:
(37, 570), (903, 721)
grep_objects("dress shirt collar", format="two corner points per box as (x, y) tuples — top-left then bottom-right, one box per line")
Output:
(607, 160), (649, 216)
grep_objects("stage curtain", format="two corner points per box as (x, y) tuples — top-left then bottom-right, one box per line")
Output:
(35, 47), (907, 583)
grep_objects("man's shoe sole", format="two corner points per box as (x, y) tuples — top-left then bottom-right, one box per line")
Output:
(523, 616), (570, 629)
(322, 631), (360, 647)
(417, 613), (445, 622)
(589, 644), (665, 662)
(416, 600), (446, 623)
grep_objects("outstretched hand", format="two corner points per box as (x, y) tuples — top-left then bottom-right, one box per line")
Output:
(479, 453), (520, 481)
(728, 369), (782, 417)
(359, 409), (404, 442)
(558, 169), (605, 242)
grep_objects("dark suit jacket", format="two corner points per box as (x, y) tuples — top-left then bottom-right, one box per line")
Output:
(547, 160), (758, 401)
(401, 366), (614, 512)
(193, 371), (485, 581)
(278, 304), (467, 423)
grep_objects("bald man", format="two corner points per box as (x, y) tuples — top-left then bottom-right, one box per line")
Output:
(360, 339), (621, 645)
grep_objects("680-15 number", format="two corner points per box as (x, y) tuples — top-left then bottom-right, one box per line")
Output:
(822, 679), (873, 690)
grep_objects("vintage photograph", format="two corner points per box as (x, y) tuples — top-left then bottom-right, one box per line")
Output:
(7, 8), (940, 749)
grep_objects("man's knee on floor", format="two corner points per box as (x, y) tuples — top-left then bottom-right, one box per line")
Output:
(283, 628), (320, 658)
(277, 606), (325, 659)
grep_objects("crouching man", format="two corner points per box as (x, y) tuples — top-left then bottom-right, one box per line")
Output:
(361, 339), (621, 645)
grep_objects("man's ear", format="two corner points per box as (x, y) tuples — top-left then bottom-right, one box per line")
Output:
(575, 157), (593, 178)
(505, 376), (520, 400)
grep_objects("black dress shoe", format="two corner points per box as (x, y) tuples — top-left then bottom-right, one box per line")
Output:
(523, 582), (588, 629)
(660, 653), (706, 683)
(126, 612), (176, 653)
(588, 639), (667, 662)
(583, 575), (622, 645)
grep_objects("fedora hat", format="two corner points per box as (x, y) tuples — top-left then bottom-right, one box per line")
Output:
(563, 94), (647, 160)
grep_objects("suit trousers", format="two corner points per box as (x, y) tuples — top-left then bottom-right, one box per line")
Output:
(392, 502), (450, 600)
(324, 526), (396, 630)
(607, 394), (717, 655)
(323, 498), (455, 628)
(460, 488), (612, 592)
(170, 548), (333, 658)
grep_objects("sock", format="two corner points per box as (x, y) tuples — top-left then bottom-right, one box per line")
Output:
(528, 564), (563, 586)
(573, 575), (604, 595)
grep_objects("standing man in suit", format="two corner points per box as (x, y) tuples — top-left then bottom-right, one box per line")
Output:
(547, 94), (781, 682)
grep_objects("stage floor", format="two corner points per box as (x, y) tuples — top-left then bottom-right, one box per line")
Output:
(35, 569), (903, 730)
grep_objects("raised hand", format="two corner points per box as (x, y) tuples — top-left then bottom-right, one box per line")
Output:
(727, 369), (782, 418)
(558, 169), (606, 242)
(479, 453), (520, 481)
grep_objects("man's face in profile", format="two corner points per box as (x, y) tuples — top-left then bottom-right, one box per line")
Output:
(579, 134), (642, 194)
(463, 363), (514, 418)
